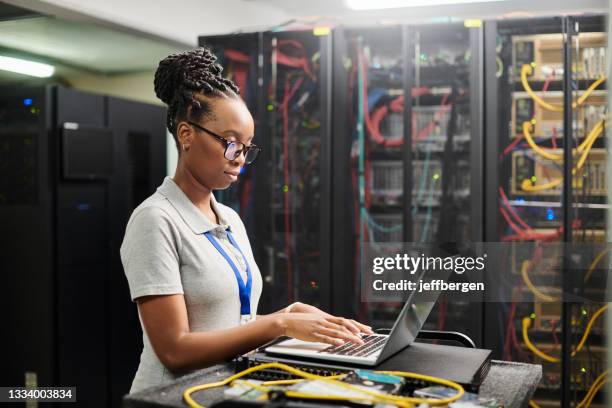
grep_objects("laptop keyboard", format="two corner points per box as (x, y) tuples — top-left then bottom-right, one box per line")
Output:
(318, 334), (387, 357)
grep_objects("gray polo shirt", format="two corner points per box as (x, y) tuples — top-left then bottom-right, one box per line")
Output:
(120, 176), (263, 393)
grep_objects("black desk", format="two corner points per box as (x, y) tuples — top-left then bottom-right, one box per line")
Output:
(123, 360), (542, 408)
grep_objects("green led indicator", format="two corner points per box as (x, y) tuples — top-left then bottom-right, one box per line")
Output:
(433, 174), (440, 180)
(530, 313), (536, 319)
(581, 309), (588, 316)
(267, 104), (274, 111)
(531, 176), (537, 183)
(581, 367), (587, 373)
(282, 185), (289, 193)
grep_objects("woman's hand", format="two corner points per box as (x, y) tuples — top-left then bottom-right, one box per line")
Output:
(289, 302), (374, 337)
(279, 312), (367, 346)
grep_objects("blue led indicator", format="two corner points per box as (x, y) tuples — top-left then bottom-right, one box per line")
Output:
(77, 203), (91, 211)
(546, 208), (555, 221)
(23, 98), (33, 106)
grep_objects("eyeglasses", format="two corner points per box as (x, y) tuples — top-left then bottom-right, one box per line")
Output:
(187, 121), (261, 165)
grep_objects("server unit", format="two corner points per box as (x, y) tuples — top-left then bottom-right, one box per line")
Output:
(0, 85), (166, 407)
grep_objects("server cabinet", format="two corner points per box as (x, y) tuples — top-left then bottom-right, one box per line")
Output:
(331, 23), (483, 345)
(0, 85), (166, 407)
(483, 16), (608, 407)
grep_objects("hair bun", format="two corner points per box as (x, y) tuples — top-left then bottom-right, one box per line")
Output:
(154, 47), (233, 106)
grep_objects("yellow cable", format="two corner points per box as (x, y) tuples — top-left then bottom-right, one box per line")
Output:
(584, 248), (611, 284)
(531, 372), (609, 408)
(529, 400), (541, 408)
(577, 371), (609, 408)
(262, 373), (344, 386)
(522, 304), (608, 363)
(520, 120), (602, 192)
(521, 177), (563, 192)
(521, 119), (603, 161)
(576, 76), (607, 106)
(583, 378), (609, 408)
(521, 64), (563, 112)
(521, 260), (559, 302)
(522, 121), (564, 160)
(573, 304), (608, 354)
(182, 362), (465, 408)
(520, 64), (606, 112)
(522, 317), (561, 363)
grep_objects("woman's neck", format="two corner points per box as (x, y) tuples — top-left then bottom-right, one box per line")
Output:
(172, 162), (219, 224)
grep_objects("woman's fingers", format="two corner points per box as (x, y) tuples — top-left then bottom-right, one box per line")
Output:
(328, 317), (361, 334)
(350, 319), (374, 334)
(327, 316), (373, 335)
(318, 321), (364, 344)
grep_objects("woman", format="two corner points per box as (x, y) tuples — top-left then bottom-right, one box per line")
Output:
(120, 47), (372, 393)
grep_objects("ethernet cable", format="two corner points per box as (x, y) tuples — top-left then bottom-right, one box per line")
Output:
(522, 304), (608, 363)
(521, 119), (603, 162)
(520, 119), (602, 192)
(520, 64), (606, 113)
(182, 362), (465, 408)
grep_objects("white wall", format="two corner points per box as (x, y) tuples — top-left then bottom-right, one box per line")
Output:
(66, 70), (159, 105)
(9, 0), (290, 46)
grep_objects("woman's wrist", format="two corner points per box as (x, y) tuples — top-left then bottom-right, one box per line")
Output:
(271, 313), (289, 337)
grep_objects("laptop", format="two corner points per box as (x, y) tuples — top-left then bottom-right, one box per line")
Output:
(264, 268), (449, 366)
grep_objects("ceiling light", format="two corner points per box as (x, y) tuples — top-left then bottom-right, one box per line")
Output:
(345, 0), (507, 10)
(0, 56), (55, 78)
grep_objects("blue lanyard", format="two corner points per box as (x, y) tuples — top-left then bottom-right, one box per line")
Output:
(204, 229), (252, 318)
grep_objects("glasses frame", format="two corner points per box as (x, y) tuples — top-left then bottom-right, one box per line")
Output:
(186, 121), (261, 165)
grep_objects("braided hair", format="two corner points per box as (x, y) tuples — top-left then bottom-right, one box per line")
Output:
(154, 46), (240, 150)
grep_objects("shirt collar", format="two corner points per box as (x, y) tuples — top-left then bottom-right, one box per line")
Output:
(157, 176), (230, 235)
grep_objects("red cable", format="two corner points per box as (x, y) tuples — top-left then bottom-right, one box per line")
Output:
(551, 126), (558, 149)
(501, 132), (524, 158)
(499, 187), (532, 230)
(359, 49), (449, 147)
(277, 40), (315, 79)
(279, 76), (304, 113)
(499, 206), (527, 237)
(224, 49), (251, 64)
(502, 229), (563, 242)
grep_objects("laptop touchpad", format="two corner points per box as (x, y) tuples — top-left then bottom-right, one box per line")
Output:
(271, 338), (329, 351)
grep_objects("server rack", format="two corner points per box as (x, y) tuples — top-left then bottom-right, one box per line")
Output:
(331, 23), (484, 345)
(0, 85), (166, 407)
(483, 15), (608, 407)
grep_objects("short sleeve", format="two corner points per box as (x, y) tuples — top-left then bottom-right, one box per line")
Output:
(120, 206), (184, 302)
